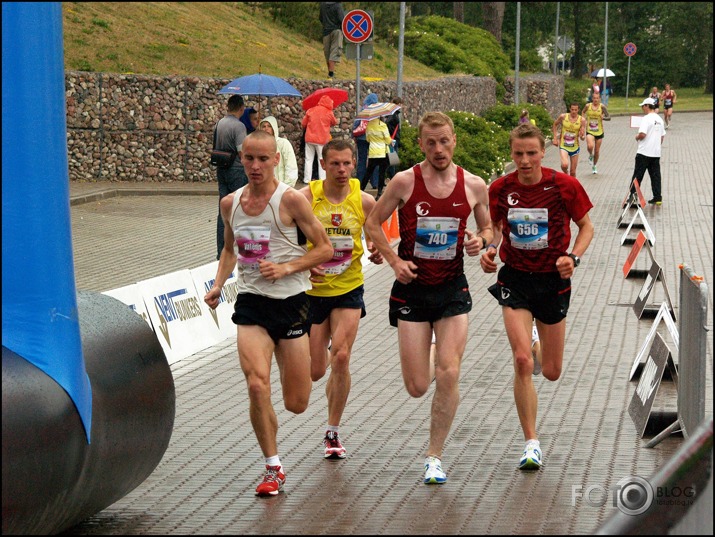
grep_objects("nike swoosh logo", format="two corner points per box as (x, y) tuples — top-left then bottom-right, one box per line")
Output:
(452, 202), (464, 207)
(544, 186), (555, 191)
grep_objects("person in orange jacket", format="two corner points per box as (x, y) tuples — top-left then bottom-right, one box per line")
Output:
(301, 95), (337, 183)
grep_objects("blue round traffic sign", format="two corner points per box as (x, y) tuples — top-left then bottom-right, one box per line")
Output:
(624, 42), (637, 57)
(342, 9), (373, 44)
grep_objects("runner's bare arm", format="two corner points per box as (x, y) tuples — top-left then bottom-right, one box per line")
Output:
(205, 193), (238, 309)
(259, 189), (333, 281)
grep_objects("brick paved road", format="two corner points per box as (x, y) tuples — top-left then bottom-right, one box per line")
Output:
(65, 112), (712, 535)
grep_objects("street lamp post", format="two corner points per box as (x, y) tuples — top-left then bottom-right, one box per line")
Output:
(603, 2), (609, 104)
(515, 2), (521, 105)
(553, 2), (560, 75)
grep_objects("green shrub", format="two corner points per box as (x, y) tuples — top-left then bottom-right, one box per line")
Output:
(404, 16), (510, 82)
(563, 82), (586, 111)
(517, 49), (544, 73)
(394, 112), (512, 183)
(482, 104), (552, 141)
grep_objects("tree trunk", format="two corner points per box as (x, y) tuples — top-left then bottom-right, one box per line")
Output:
(571, 3), (584, 78)
(453, 2), (464, 23)
(706, 49), (713, 94)
(482, 2), (505, 43)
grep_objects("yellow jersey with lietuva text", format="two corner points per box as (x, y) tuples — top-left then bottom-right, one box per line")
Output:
(307, 178), (365, 297)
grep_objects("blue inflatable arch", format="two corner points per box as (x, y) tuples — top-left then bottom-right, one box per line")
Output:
(2, 2), (92, 439)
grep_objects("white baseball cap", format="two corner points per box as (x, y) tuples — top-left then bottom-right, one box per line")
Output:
(639, 97), (656, 107)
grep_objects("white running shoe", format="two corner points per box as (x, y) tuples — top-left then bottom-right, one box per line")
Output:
(519, 440), (542, 470)
(424, 456), (447, 484)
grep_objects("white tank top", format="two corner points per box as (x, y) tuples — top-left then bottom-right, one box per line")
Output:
(230, 181), (310, 298)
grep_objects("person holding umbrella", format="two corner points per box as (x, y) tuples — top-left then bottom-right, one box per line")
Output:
(362, 116), (393, 200)
(301, 95), (337, 184)
(353, 93), (380, 190)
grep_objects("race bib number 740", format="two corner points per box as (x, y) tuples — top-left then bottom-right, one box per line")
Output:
(414, 216), (460, 260)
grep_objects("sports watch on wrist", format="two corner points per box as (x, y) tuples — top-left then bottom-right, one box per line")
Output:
(480, 236), (487, 249)
(568, 253), (581, 267)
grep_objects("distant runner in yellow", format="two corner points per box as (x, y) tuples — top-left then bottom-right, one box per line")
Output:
(552, 103), (586, 177)
(581, 92), (608, 175)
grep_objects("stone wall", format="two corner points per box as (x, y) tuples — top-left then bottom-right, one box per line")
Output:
(503, 74), (565, 118)
(65, 71), (562, 183)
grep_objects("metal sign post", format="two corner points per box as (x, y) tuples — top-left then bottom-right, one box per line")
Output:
(624, 42), (637, 109)
(342, 9), (373, 114)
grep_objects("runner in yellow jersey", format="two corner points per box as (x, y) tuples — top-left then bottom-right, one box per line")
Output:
(581, 92), (609, 175)
(552, 103), (586, 177)
(299, 139), (383, 460)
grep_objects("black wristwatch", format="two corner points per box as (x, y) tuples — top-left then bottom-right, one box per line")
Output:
(480, 236), (487, 249)
(568, 253), (581, 267)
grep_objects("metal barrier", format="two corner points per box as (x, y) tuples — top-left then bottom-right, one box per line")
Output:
(677, 264), (709, 437)
(643, 264), (709, 447)
(596, 418), (713, 535)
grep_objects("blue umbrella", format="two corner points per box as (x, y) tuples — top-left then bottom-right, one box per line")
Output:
(218, 73), (301, 98)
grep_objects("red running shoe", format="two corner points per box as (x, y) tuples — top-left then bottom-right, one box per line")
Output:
(255, 465), (285, 496)
(323, 431), (347, 459)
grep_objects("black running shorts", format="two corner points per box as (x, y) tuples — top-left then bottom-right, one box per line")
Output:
(488, 264), (571, 324)
(388, 273), (472, 327)
(308, 285), (366, 326)
(232, 292), (310, 344)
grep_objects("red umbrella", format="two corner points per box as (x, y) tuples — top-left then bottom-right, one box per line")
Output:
(301, 87), (349, 111)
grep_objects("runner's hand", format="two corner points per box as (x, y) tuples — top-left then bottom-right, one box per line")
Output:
(464, 229), (482, 257)
(309, 266), (326, 284)
(391, 258), (418, 284)
(480, 248), (498, 273)
(258, 258), (288, 282)
(367, 243), (384, 265)
(204, 286), (222, 310)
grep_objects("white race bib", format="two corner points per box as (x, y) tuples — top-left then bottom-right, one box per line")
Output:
(413, 217), (460, 260)
(323, 235), (354, 275)
(507, 208), (548, 250)
(235, 225), (271, 270)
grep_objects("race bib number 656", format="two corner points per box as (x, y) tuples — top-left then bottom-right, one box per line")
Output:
(507, 208), (548, 250)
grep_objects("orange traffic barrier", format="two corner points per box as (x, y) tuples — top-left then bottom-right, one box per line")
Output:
(381, 210), (400, 243)
(381, 219), (390, 239)
(388, 209), (400, 240)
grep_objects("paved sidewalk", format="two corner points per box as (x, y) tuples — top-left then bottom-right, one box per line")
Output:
(66, 112), (712, 535)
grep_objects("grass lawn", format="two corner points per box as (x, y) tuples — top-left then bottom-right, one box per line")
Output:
(607, 86), (713, 115)
(565, 77), (712, 115)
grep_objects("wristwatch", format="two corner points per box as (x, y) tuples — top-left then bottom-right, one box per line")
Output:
(568, 253), (581, 267)
(480, 236), (487, 249)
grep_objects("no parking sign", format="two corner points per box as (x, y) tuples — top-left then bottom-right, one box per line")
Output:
(342, 9), (373, 44)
